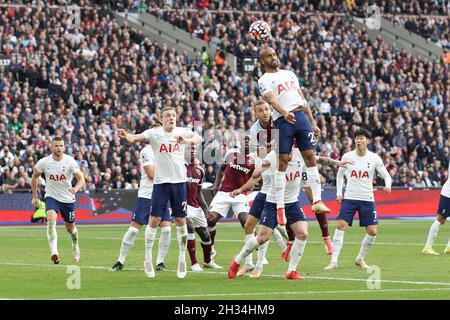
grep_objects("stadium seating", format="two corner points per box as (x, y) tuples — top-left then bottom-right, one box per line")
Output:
(0, 1), (448, 194)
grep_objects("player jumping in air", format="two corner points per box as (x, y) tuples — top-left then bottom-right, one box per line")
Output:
(258, 47), (330, 226)
(423, 161), (450, 255)
(118, 107), (202, 279)
(324, 129), (392, 270)
(228, 146), (309, 280)
(31, 136), (85, 264)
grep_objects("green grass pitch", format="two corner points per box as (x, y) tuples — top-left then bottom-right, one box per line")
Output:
(0, 219), (449, 300)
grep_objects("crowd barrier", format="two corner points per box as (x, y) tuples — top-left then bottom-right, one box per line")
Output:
(0, 188), (441, 225)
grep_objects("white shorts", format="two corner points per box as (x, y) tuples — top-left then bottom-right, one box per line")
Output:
(210, 191), (249, 217)
(187, 205), (208, 228)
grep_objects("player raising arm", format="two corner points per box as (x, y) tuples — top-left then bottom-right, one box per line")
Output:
(31, 136), (85, 264)
(110, 122), (173, 272)
(118, 106), (201, 279)
(258, 47), (330, 227)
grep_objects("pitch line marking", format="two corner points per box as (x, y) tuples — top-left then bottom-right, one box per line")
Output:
(3, 287), (450, 300)
(57, 287), (450, 300)
(8, 237), (450, 247)
(1, 262), (450, 287)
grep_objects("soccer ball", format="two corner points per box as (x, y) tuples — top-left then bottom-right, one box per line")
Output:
(249, 20), (271, 42)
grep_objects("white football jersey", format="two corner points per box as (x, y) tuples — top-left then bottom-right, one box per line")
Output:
(254, 157), (272, 194)
(337, 150), (392, 202)
(142, 126), (192, 184)
(35, 154), (81, 203)
(265, 149), (304, 203)
(440, 162), (450, 198)
(249, 118), (274, 149)
(137, 145), (155, 199)
(258, 69), (308, 121)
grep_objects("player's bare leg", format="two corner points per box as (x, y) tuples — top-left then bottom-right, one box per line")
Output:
(304, 187), (332, 255)
(324, 220), (348, 270)
(65, 222), (79, 263)
(423, 215), (446, 255)
(301, 150), (330, 213)
(285, 221), (308, 280)
(46, 211), (59, 264)
(228, 225), (272, 279)
(275, 154), (289, 226)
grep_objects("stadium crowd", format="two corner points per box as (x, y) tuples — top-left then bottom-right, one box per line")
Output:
(385, 14), (449, 49)
(0, 2), (449, 195)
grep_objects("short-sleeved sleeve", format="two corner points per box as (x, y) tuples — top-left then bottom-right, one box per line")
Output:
(290, 71), (300, 89)
(263, 151), (277, 175)
(140, 147), (154, 167)
(71, 158), (81, 173)
(258, 77), (271, 96)
(142, 129), (155, 143)
(35, 158), (46, 173)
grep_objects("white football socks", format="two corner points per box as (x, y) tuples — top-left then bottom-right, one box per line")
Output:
(272, 228), (287, 251)
(287, 239), (306, 273)
(244, 233), (254, 266)
(426, 220), (441, 247)
(176, 225), (188, 264)
(144, 226), (157, 263)
(256, 241), (269, 269)
(156, 226), (172, 265)
(118, 226), (139, 264)
(47, 219), (58, 255)
(235, 236), (259, 265)
(306, 166), (322, 203)
(330, 229), (345, 265)
(356, 234), (376, 262)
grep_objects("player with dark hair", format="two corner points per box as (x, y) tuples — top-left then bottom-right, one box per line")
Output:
(258, 47), (330, 227)
(325, 129), (392, 270)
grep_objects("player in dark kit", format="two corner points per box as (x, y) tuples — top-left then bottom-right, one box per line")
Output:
(186, 143), (223, 271)
(208, 136), (255, 270)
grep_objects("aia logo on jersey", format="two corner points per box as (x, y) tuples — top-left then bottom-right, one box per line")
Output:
(277, 81), (296, 95)
(350, 170), (370, 178)
(286, 171), (301, 181)
(49, 174), (67, 182)
(159, 143), (180, 153)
